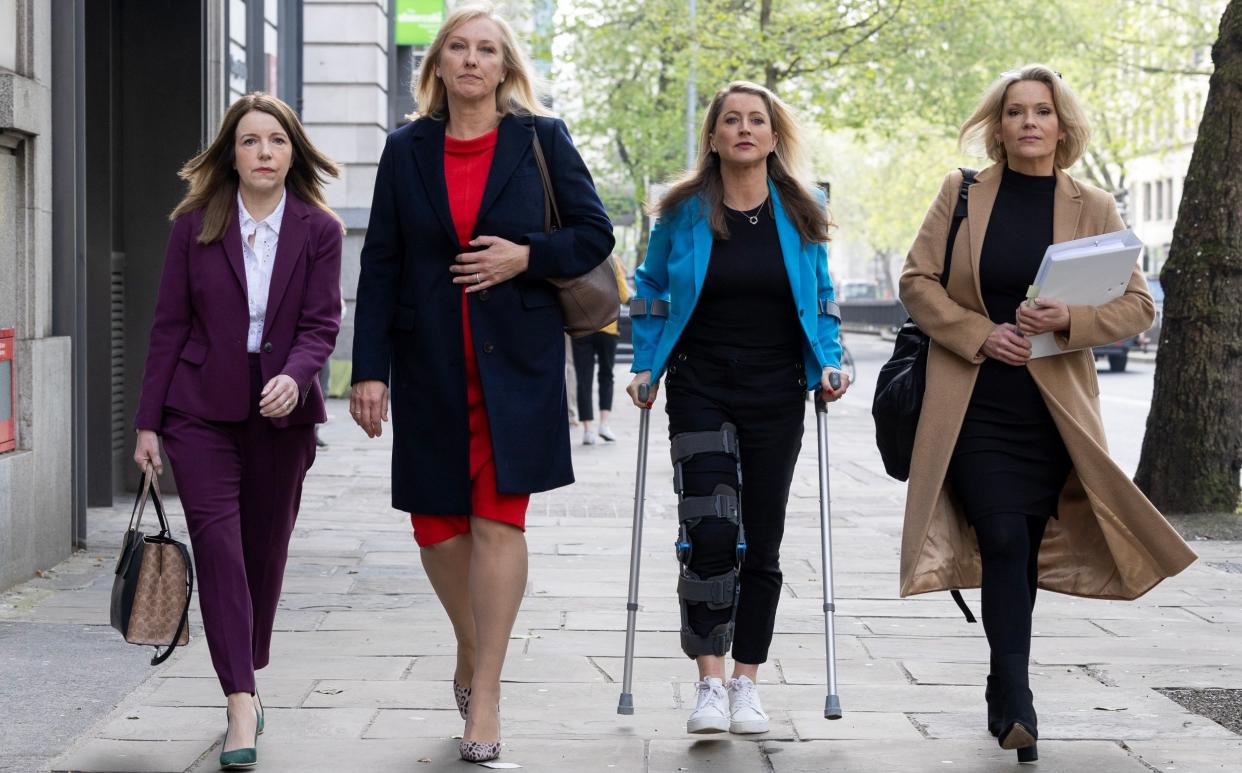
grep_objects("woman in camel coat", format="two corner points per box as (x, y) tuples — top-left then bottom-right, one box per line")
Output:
(898, 64), (1196, 765)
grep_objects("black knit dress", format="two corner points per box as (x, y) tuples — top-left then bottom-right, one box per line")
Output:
(947, 167), (1072, 524)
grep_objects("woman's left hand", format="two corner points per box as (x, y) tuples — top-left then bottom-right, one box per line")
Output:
(451, 235), (531, 294)
(259, 374), (300, 418)
(1016, 297), (1070, 336)
(820, 367), (851, 402)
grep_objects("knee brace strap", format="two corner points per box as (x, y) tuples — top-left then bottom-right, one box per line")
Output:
(678, 568), (739, 610)
(678, 490), (740, 525)
(670, 424), (739, 466)
(681, 621), (734, 657)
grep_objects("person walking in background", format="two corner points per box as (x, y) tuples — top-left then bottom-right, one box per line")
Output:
(565, 333), (580, 426)
(313, 291), (347, 449)
(573, 255), (630, 444)
(348, 3), (613, 763)
(132, 92), (343, 769)
(898, 64), (1196, 764)
(626, 81), (849, 736)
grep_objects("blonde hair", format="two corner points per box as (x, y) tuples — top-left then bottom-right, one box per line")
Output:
(171, 92), (341, 243)
(413, 2), (551, 120)
(653, 81), (831, 244)
(959, 64), (1090, 169)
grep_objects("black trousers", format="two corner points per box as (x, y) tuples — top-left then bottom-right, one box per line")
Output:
(571, 332), (618, 421)
(665, 343), (806, 664)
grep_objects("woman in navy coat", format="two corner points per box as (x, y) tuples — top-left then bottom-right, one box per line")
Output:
(349, 5), (613, 762)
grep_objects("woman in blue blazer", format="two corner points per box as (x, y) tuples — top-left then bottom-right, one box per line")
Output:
(626, 81), (850, 736)
(349, 6), (613, 763)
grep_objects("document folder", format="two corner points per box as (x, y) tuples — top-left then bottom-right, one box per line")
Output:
(1026, 229), (1144, 359)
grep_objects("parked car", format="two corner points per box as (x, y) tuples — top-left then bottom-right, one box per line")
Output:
(839, 279), (880, 302)
(1145, 275), (1164, 347)
(1092, 334), (1146, 372)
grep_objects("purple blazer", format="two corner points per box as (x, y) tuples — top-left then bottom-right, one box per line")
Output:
(135, 191), (343, 432)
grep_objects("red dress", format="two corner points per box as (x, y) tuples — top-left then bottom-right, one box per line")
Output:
(409, 129), (531, 547)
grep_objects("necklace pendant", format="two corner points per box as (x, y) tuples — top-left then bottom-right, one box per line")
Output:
(747, 214), (759, 225)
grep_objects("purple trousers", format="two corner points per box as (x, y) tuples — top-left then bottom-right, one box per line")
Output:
(162, 355), (315, 695)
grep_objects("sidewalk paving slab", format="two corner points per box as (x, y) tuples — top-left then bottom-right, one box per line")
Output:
(4, 344), (1236, 771)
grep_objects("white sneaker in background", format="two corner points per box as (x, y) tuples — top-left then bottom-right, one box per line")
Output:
(598, 425), (616, 442)
(727, 675), (770, 734)
(582, 429), (597, 445)
(686, 677), (730, 734)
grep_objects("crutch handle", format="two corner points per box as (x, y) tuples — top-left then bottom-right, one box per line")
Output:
(814, 372), (841, 413)
(638, 383), (650, 404)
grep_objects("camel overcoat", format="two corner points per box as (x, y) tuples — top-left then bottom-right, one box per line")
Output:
(897, 164), (1196, 600)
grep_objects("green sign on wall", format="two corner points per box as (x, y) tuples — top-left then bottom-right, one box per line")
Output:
(395, 0), (445, 46)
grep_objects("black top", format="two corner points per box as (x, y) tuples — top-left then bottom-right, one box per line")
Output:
(964, 166), (1056, 426)
(680, 201), (802, 354)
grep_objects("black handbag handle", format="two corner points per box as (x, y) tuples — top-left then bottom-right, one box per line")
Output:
(125, 466), (172, 538)
(115, 468), (171, 574)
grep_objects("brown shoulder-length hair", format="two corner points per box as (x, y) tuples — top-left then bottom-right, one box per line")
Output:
(651, 81), (831, 245)
(170, 92), (342, 244)
(413, 2), (551, 121)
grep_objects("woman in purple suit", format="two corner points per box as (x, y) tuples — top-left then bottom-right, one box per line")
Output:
(133, 93), (343, 769)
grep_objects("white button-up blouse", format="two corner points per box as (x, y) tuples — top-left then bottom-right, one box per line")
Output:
(238, 189), (287, 353)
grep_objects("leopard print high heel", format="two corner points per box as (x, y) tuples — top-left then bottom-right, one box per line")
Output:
(459, 738), (501, 762)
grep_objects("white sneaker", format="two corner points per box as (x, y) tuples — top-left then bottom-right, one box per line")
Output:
(582, 429), (597, 445)
(686, 677), (730, 734)
(598, 425), (616, 442)
(727, 675), (770, 734)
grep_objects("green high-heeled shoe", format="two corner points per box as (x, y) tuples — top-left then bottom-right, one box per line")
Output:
(219, 705), (259, 770)
(254, 690), (264, 735)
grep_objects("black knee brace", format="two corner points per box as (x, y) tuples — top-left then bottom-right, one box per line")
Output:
(671, 423), (746, 657)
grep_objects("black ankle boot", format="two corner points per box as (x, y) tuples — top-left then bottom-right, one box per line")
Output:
(996, 654), (1038, 759)
(985, 673), (1003, 737)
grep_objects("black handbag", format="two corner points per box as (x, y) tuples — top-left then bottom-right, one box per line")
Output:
(872, 169), (977, 482)
(110, 468), (194, 665)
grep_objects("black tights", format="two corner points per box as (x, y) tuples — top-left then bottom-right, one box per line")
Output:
(974, 514), (1050, 661)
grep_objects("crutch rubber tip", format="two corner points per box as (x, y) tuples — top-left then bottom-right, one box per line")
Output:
(825, 695), (843, 720)
(617, 693), (635, 715)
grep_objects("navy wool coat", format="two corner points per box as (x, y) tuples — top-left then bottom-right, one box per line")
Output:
(352, 113), (615, 514)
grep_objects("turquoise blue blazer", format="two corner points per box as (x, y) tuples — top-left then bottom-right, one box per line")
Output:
(630, 179), (842, 385)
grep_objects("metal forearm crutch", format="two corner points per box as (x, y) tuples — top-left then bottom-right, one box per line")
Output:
(816, 372), (844, 720)
(618, 382), (653, 715)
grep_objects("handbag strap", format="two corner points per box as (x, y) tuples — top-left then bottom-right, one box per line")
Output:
(530, 130), (562, 234)
(941, 168), (978, 289)
(126, 466), (173, 538)
(942, 168), (979, 626)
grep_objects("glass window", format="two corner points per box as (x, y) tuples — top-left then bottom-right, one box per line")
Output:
(0, 0), (15, 72)
(264, 12), (278, 93)
(1143, 182), (1152, 222)
(1155, 180), (1164, 221)
(228, 0), (248, 102)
